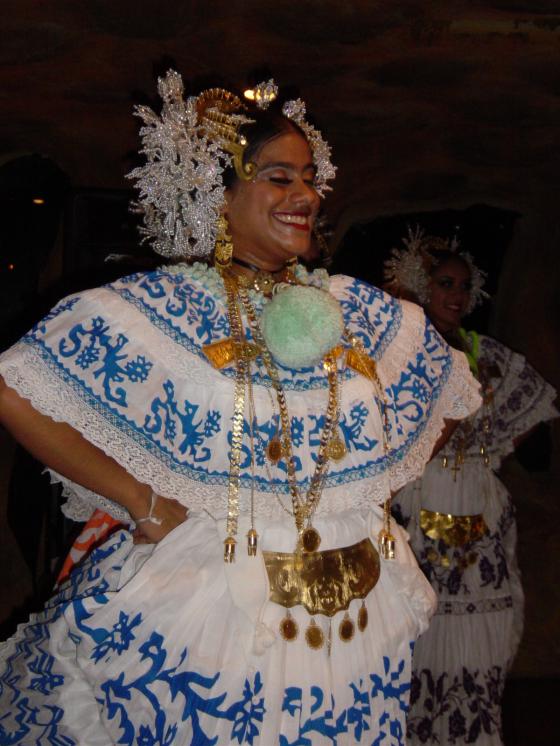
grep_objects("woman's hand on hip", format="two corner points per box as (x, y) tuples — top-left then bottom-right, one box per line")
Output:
(131, 493), (188, 544)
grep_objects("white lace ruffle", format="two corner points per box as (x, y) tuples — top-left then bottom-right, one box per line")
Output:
(0, 277), (481, 524)
(440, 334), (558, 469)
(380, 301), (481, 493)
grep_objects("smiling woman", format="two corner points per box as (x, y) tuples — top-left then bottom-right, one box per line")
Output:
(384, 229), (557, 746)
(424, 254), (473, 333)
(226, 131), (320, 270)
(0, 72), (481, 745)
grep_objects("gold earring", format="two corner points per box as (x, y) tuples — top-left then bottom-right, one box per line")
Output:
(214, 215), (233, 269)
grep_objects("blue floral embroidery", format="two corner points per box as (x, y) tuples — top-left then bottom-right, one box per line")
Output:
(58, 316), (153, 406)
(408, 665), (505, 744)
(90, 611), (143, 663)
(230, 673), (266, 745)
(339, 402), (378, 453)
(144, 380), (221, 460)
(18, 270), (457, 496)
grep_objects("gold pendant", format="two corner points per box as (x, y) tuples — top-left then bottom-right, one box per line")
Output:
(224, 536), (236, 563)
(378, 530), (396, 560)
(305, 618), (324, 649)
(266, 437), (283, 464)
(253, 271), (276, 296)
(327, 435), (347, 462)
(279, 611), (299, 642)
(246, 528), (258, 557)
(357, 603), (368, 632)
(338, 612), (355, 642)
(301, 526), (321, 553)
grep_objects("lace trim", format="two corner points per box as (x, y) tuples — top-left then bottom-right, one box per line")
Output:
(0, 343), (394, 521)
(436, 595), (513, 616)
(382, 303), (482, 492)
(440, 335), (558, 466)
(0, 294), (480, 523)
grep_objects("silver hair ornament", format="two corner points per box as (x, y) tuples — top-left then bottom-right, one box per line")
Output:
(384, 226), (489, 314)
(127, 71), (250, 260)
(282, 98), (336, 197)
(384, 226), (431, 304)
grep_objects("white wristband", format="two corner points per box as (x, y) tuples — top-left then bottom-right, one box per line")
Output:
(136, 491), (163, 526)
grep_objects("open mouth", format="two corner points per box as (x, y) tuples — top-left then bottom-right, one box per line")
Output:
(273, 212), (311, 231)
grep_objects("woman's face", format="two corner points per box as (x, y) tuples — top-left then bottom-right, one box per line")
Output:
(225, 130), (320, 270)
(425, 257), (472, 333)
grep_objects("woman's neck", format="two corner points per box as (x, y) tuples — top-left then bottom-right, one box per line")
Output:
(231, 254), (293, 280)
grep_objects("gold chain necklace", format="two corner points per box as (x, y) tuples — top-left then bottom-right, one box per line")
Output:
(219, 268), (340, 559)
(236, 279), (339, 554)
(220, 267), (395, 563)
(222, 273), (250, 561)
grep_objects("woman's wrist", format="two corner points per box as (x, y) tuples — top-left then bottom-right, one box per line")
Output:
(124, 483), (154, 521)
(135, 491), (163, 526)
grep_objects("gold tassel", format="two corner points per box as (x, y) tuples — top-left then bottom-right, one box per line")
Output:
(378, 530), (396, 560)
(224, 536), (236, 563)
(378, 497), (396, 560)
(247, 528), (258, 557)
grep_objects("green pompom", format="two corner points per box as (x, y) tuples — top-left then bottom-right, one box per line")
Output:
(261, 286), (344, 369)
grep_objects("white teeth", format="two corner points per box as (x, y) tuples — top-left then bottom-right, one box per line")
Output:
(274, 213), (307, 225)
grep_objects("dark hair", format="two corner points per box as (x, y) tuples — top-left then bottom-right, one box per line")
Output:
(222, 104), (306, 189)
(423, 245), (471, 278)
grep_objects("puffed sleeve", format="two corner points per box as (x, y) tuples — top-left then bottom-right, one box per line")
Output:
(478, 335), (558, 465)
(332, 275), (482, 493)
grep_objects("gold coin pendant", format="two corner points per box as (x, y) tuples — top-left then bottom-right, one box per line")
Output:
(267, 437), (283, 464)
(357, 604), (368, 632)
(279, 614), (299, 642)
(302, 526), (321, 553)
(338, 613), (355, 642)
(328, 435), (347, 461)
(305, 619), (324, 650)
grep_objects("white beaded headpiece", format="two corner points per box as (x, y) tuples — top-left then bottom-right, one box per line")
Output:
(128, 70), (336, 259)
(384, 226), (489, 314)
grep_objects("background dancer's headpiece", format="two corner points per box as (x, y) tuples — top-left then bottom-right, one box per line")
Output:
(383, 226), (489, 314)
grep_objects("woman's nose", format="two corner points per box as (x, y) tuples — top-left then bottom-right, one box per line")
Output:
(289, 177), (319, 206)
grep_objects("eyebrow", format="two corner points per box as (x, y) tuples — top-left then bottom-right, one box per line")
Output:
(437, 274), (471, 282)
(257, 160), (317, 174)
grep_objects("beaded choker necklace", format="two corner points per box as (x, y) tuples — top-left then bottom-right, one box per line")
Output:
(231, 256), (297, 296)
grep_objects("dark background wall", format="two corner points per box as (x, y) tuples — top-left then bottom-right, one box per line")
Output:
(0, 0), (558, 692)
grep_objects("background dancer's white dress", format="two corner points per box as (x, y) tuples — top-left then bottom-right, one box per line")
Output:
(0, 267), (480, 745)
(393, 334), (557, 746)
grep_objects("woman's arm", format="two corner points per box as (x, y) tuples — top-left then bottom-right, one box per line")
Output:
(430, 418), (458, 459)
(0, 376), (187, 542)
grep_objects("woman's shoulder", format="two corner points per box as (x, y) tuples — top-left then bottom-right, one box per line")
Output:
(108, 262), (225, 306)
(329, 272), (427, 359)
